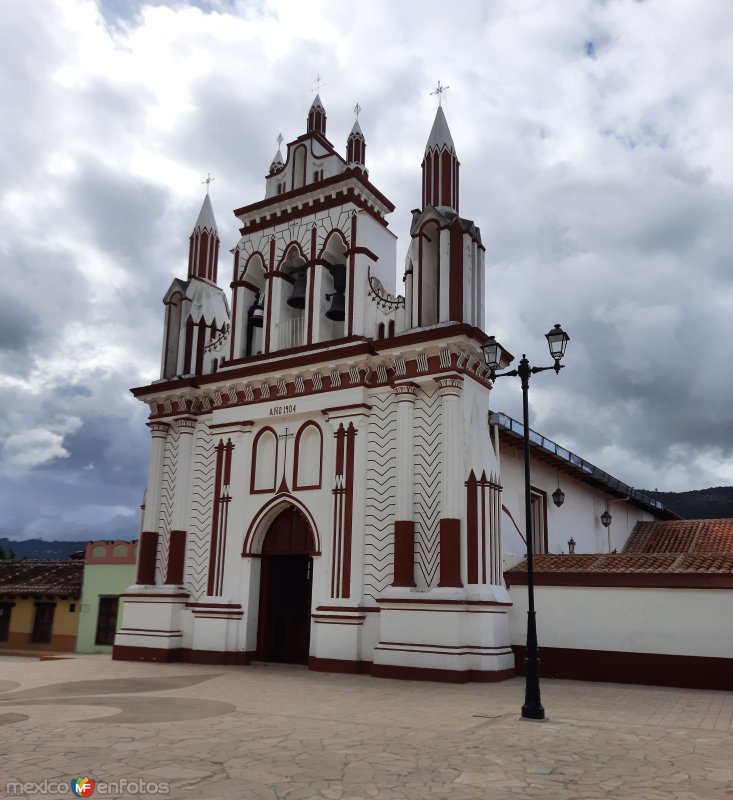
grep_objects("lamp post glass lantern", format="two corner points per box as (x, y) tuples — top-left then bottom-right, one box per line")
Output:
(482, 324), (570, 721)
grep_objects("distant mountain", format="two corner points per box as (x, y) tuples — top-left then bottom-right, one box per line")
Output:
(646, 487), (733, 520)
(0, 538), (87, 560)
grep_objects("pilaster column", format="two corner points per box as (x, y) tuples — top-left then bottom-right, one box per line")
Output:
(137, 421), (169, 585)
(167, 416), (197, 585)
(436, 376), (463, 587)
(392, 382), (418, 587)
(438, 227), (451, 322)
(207, 421), (253, 597)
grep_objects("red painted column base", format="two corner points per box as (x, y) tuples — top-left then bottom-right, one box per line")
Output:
(166, 529), (187, 585)
(136, 531), (159, 585)
(438, 518), (463, 587)
(393, 520), (416, 587)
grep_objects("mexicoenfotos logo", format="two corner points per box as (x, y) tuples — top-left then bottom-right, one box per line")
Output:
(5, 776), (169, 796)
(72, 776), (96, 797)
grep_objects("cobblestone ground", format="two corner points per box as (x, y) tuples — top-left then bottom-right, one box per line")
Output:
(1, 655), (732, 799)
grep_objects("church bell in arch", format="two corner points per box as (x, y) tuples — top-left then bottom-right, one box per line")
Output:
(287, 269), (307, 309)
(325, 264), (346, 321)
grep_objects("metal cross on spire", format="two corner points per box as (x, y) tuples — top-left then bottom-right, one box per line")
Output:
(276, 132), (283, 148)
(202, 173), (215, 194)
(353, 102), (362, 118)
(313, 73), (325, 93)
(430, 80), (450, 106)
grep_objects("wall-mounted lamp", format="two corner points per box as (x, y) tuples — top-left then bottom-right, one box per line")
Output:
(552, 470), (565, 508)
(567, 537), (576, 555)
(600, 499), (612, 553)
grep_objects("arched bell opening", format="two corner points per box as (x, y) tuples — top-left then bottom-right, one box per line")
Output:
(238, 253), (266, 357)
(316, 231), (348, 343)
(276, 245), (307, 350)
(255, 505), (317, 665)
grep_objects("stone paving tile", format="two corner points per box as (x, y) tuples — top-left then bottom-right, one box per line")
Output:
(0, 656), (732, 799)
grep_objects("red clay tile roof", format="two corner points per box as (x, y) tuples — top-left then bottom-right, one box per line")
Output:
(0, 560), (83, 598)
(623, 519), (733, 554)
(506, 553), (733, 574)
(505, 552), (733, 588)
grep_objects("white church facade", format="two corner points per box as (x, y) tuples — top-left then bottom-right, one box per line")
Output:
(113, 95), (672, 681)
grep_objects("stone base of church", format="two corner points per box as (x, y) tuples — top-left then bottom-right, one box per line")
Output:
(113, 585), (188, 658)
(371, 586), (516, 682)
(112, 644), (256, 665)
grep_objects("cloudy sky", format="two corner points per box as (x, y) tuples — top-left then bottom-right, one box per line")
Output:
(1, 0), (732, 541)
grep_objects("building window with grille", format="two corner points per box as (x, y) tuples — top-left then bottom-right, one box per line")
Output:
(95, 596), (120, 646)
(31, 602), (55, 644)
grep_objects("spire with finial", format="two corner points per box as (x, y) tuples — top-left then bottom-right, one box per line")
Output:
(188, 190), (220, 283)
(269, 133), (285, 175)
(422, 82), (459, 212)
(346, 102), (366, 171)
(307, 76), (327, 135)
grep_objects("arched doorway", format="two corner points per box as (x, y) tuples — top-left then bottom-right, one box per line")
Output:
(257, 506), (315, 664)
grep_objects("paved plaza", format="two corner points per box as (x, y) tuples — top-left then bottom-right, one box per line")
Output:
(0, 655), (732, 799)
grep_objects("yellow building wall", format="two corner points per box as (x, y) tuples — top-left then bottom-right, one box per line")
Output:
(0, 597), (79, 652)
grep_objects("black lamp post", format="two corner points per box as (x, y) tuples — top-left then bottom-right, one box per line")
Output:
(482, 323), (570, 721)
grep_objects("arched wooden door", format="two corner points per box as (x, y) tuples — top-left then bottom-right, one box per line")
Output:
(256, 507), (315, 664)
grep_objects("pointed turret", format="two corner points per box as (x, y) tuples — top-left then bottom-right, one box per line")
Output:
(307, 94), (327, 136)
(188, 193), (220, 283)
(421, 106), (460, 213)
(346, 119), (366, 173)
(268, 147), (284, 176)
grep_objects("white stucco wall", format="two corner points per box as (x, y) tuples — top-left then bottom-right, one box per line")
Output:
(508, 584), (733, 658)
(497, 437), (656, 557)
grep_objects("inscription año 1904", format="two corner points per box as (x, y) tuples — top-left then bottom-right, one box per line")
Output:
(269, 404), (296, 416)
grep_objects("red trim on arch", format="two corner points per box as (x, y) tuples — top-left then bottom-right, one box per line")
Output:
(276, 241), (308, 272)
(250, 427), (279, 494)
(292, 421), (323, 490)
(317, 228), (349, 261)
(242, 494), (322, 556)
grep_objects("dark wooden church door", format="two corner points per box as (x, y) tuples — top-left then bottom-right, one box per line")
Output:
(257, 507), (315, 664)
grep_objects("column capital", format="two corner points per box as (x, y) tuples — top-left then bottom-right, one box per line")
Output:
(392, 381), (419, 401)
(147, 421), (170, 439)
(174, 416), (198, 434)
(435, 374), (463, 397)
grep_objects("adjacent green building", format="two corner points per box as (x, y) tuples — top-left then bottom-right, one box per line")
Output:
(77, 540), (137, 654)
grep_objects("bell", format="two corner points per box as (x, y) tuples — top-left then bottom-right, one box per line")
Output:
(328, 264), (346, 293)
(250, 292), (264, 327)
(325, 263), (346, 321)
(325, 291), (345, 321)
(287, 270), (307, 309)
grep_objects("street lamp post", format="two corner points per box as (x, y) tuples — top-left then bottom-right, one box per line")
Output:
(482, 323), (570, 721)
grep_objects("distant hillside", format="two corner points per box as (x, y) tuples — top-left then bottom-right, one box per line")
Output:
(646, 487), (733, 520)
(0, 538), (87, 560)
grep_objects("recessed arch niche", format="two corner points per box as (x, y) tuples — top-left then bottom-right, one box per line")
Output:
(251, 427), (278, 493)
(293, 421), (323, 490)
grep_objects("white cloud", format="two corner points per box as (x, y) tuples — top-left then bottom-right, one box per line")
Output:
(2, 418), (81, 470)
